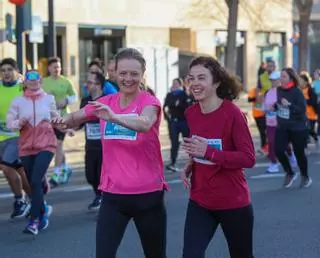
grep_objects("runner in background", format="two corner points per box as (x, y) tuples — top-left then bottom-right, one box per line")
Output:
(163, 78), (192, 172)
(312, 69), (320, 136)
(0, 58), (31, 219)
(79, 72), (109, 211)
(82, 60), (118, 97)
(275, 68), (311, 188)
(7, 70), (57, 235)
(264, 71), (297, 173)
(42, 57), (77, 187)
(248, 87), (268, 154)
(299, 72), (319, 151)
(106, 59), (119, 91)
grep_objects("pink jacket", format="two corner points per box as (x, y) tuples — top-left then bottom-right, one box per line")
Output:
(7, 92), (59, 156)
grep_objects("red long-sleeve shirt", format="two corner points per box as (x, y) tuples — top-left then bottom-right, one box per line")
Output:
(185, 99), (255, 210)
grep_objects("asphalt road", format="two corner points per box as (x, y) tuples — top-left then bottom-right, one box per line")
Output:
(1, 151), (320, 258)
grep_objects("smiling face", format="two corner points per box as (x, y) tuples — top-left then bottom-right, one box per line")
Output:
(188, 64), (218, 101)
(116, 58), (143, 95)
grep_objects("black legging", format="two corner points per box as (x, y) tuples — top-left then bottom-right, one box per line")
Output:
(254, 116), (267, 148)
(275, 128), (308, 177)
(96, 191), (167, 258)
(21, 151), (54, 219)
(85, 148), (102, 196)
(308, 120), (318, 143)
(168, 120), (189, 165)
(183, 200), (254, 258)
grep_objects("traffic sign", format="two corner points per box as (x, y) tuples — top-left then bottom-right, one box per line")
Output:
(29, 15), (44, 43)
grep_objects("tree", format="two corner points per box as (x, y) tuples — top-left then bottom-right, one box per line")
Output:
(225, 0), (239, 74)
(295, 0), (314, 72)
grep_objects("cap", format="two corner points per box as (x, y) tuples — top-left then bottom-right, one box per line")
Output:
(269, 71), (281, 80)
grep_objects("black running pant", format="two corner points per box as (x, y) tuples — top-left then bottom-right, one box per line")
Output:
(254, 116), (267, 148)
(275, 128), (308, 176)
(21, 151), (54, 219)
(85, 148), (102, 196)
(96, 191), (167, 258)
(183, 200), (254, 258)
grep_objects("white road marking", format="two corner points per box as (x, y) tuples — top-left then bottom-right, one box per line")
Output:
(249, 173), (285, 179)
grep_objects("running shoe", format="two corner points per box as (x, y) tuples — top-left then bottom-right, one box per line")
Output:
(49, 173), (60, 188)
(283, 173), (298, 188)
(300, 176), (312, 188)
(88, 196), (102, 211)
(166, 164), (181, 173)
(11, 200), (30, 219)
(39, 204), (53, 231)
(23, 219), (39, 235)
(266, 163), (279, 173)
(60, 167), (73, 184)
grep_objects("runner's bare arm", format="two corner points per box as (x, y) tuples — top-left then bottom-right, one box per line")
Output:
(52, 109), (89, 129)
(113, 105), (159, 132)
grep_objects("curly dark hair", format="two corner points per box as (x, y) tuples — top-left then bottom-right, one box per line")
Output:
(282, 67), (300, 87)
(189, 56), (242, 100)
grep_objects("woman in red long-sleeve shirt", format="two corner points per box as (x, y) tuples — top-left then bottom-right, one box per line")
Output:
(181, 56), (256, 258)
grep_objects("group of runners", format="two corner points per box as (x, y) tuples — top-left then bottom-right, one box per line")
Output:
(0, 47), (314, 257)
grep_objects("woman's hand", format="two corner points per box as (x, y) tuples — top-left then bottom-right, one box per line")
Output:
(88, 101), (117, 121)
(51, 117), (67, 131)
(18, 117), (29, 128)
(181, 160), (193, 189)
(182, 136), (208, 158)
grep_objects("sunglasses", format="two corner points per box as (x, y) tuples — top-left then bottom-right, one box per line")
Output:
(25, 71), (40, 81)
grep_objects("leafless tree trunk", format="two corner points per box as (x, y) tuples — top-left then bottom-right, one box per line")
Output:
(224, 0), (239, 74)
(295, 0), (313, 72)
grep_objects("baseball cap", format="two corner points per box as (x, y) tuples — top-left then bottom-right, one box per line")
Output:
(269, 71), (281, 80)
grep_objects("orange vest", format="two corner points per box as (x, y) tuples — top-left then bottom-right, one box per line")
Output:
(302, 87), (317, 120)
(248, 88), (265, 118)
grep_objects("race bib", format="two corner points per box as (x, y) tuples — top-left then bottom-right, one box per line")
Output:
(0, 121), (17, 136)
(266, 110), (277, 118)
(103, 114), (138, 141)
(192, 136), (222, 165)
(277, 106), (290, 119)
(85, 123), (101, 140)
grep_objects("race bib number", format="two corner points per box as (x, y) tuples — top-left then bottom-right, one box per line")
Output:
(192, 136), (222, 165)
(266, 110), (277, 118)
(277, 106), (290, 119)
(103, 114), (138, 141)
(85, 123), (101, 140)
(0, 121), (17, 136)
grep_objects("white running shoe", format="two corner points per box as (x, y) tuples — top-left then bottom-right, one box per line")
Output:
(267, 163), (280, 173)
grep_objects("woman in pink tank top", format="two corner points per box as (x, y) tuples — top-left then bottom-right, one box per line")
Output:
(51, 48), (167, 258)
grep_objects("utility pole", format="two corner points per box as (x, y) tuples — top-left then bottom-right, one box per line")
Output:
(48, 0), (56, 57)
(16, 5), (25, 73)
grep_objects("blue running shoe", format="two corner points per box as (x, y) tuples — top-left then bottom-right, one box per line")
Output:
(23, 219), (39, 235)
(60, 167), (72, 184)
(39, 204), (53, 231)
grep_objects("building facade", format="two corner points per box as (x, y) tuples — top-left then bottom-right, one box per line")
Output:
(0, 0), (293, 98)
